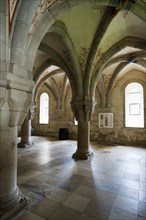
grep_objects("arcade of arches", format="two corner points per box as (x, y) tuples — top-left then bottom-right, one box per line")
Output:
(0, 0), (146, 219)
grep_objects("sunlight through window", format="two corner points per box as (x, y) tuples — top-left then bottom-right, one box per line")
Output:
(39, 93), (49, 124)
(125, 82), (144, 128)
(74, 118), (78, 125)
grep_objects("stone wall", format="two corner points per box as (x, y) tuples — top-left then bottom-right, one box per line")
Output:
(32, 70), (146, 147)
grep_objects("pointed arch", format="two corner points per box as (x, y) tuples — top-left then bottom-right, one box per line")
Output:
(90, 37), (146, 96)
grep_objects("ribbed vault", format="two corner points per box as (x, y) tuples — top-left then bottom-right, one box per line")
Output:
(9, 0), (145, 114)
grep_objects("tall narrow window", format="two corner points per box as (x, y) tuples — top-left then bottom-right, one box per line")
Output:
(125, 82), (144, 128)
(39, 93), (49, 124)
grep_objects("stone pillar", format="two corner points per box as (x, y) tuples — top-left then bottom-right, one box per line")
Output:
(18, 116), (32, 147)
(73, 120), (93, 159)
(18, 105), (36, 148)
(0, 78), (33, 219)
(0, 126), (27, 218)
(71, 96), (96, 160)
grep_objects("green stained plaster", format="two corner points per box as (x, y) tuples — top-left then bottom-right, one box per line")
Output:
(97, 11), (127, 54)
(59, 6), (104, 52)
(105, 11), (145, 51)
(92, 10), (146, 71)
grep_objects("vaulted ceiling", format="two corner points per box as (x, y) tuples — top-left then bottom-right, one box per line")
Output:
(31, 1), (146, 106)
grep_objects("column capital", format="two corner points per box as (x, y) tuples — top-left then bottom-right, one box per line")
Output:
(27, 103), (36, 120)
(0, 72), (33, 127)
(71, 96), (96, 121)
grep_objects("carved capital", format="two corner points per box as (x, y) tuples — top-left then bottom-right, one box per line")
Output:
(0, 69), (34, 126)
(8, 89), (32, 126)
(0, 87), (33, 127)
(27, 103), (36, 120)
(0, 87), (7, 110)
(71, 96), (96, 121)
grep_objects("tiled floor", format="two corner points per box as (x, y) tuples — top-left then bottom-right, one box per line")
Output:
(14, 136), (146, 220)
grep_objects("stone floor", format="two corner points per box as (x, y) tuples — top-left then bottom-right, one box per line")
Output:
(14, 136), (146, 220)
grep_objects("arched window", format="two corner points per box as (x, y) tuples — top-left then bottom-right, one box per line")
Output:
(125, 82), (144, 128)
(39, 93), (49, 124)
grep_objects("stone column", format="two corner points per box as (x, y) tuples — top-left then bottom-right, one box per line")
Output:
(71, 96), (96, 160)
(73, 120), (93, 159)
(0, 78), (33, 219)
(18, 105), (36, 148)
(0, 126), (27, 218)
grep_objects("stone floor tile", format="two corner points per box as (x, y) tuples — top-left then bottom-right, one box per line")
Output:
(139, 190), (146, 202)
(45, 175), (65, 187)
(79, 176), (97, 189)
(137, 216), (146, 220)
(140, 175), (146, 183)
(125, 164), (141, 174)
(31, 173), (51, 183)
(95, 173), (123, 185)
(123, 172), (140, 182)
(121, 179), (140, 190)
(114, 195), (139, 214)
(25, 191), (44, 210)
(46, 186), (71, 203)
(118, 185), (139, 200)
(69, 174), (85, 184)
(94, 179), (120, 194)
(17, 163), (40, 175)
(49, 205), (81, 220)
(32, 197), (61, 218)
(28, 157), (50, 165)
(74, 168), (93, 178)
(15, 136), (146, 220)
(140, 182), (146, 191)
(138, 201), (146, 218)
(93, 188), (116, 208)
(63, 193), (90, 212)
(18, 170), (41, 184)
(21, 182), (56, 198)
(78, 213), (97, 220)
(74, 184), (96, 199)
(84, 199), (110, 219)
(109, 207), (137, 220)
(57, 180), (79, 192)
(107, 169), (125, 178)
(17, 211), (45, 220)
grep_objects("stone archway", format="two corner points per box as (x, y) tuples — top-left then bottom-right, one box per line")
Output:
(1, 1), (146, 218)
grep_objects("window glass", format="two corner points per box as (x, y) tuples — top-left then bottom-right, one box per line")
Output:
(125, 82), (144, 128)
(39, 93), (49, 124)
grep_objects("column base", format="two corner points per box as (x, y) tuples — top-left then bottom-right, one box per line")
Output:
(18, 142), (34, 148)
(0, 188), (28, 220)
(72, 150), (93, 160)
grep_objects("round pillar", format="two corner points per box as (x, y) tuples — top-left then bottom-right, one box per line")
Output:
(71, 97), (96, 160)
(18, 105), (36, 148)
(72, 120), (93, 160)
(0, 126), (27, 218)
(0, 80), (34, 218)
(18, 117), (32, 148)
